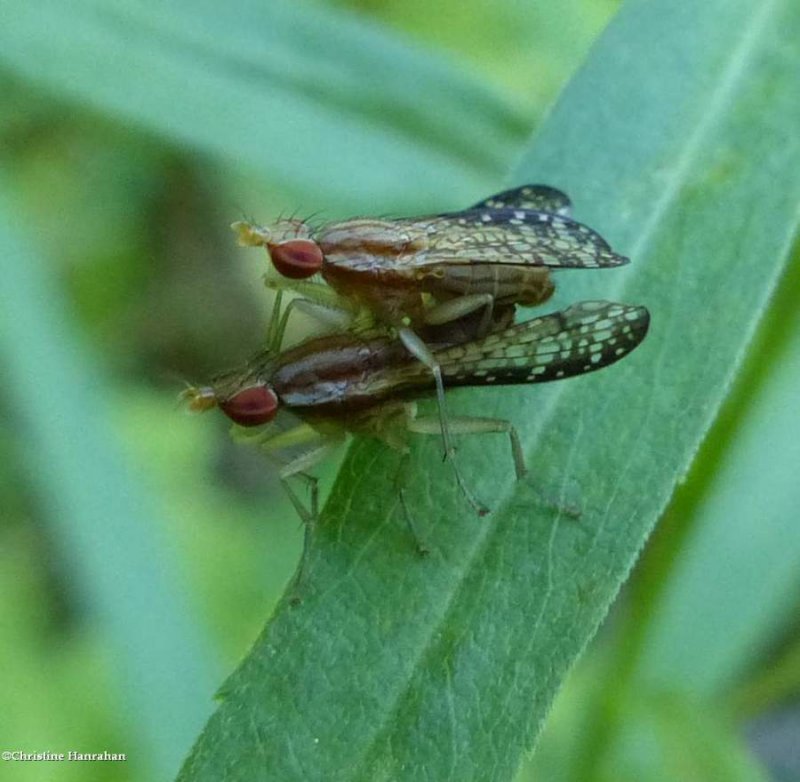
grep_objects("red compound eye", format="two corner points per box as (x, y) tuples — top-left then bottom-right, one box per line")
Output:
(219, 385), (279, 427)
(269, 239), (324, 279)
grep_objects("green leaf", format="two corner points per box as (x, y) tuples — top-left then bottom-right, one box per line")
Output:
(178, 1), (800, 780)
(630, 255), (800, 697)
(0, 0), (527, 211)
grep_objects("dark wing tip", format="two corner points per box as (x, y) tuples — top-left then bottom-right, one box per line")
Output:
(632, 305), (651, 340)
(560, 299), (651, 369)
(616, 303), (650, 347)
(597, 251), (631, 267)
(469, 184), (573, 215)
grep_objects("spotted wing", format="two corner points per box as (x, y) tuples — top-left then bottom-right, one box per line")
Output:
(318, 210), (628, 272)
(365, 301), (649, 396)
(439, 301), (649, 385)
(470, 184), (572, 216)
(409, 207), (629, 269)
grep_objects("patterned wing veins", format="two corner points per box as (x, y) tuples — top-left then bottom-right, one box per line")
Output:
(349, 301), (648, 400)
(434, 301), (649, 386)
(469, 184), (572, 216)
(396, 209), (628, 270)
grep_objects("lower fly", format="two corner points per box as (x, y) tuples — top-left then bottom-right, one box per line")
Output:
(184, 296), (649, 596)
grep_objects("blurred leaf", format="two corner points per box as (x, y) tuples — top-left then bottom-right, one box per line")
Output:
(522, 659), (771, 782)
(632, 254), (800, 696)
(600, 693), (769, 782)
(525, 665), (770, 782)
(0, 0), (528, 211)
(333, 0), (618, 111)
(735, 634), (800, 717)
(742, 703), (800, 781)
(179, 1), (800, 780)
(0, 533), (130, 782)
(0, 184), (221, 780)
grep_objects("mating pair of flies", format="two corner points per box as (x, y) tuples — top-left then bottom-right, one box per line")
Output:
(185, 184), (649, 559)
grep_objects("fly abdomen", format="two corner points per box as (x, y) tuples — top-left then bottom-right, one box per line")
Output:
(421, 264), (554, 307)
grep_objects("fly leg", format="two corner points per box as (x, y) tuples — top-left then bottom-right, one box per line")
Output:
(397, 326), (455, 466)
(397, 295), (499, 462)
(394, 451), (430, 555)
(263, 278), (360, 351)
(406, 413), (527, 514)
(276, 449), (332, 602)
(238, 422), (344, 601)
(277, 470), (318, 595)
(398, 402), (488, 516)
(269, 294), (354, 352)
(422, 293), (496, 338)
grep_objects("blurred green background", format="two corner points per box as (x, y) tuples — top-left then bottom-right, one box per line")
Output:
(1, 1), (798, 781)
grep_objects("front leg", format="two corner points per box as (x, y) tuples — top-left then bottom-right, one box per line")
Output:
(263, 276), (386, 349)
(262, 276), (359, 350)
(234, 421), (345, 598)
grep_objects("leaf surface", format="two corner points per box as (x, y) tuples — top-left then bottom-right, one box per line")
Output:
(178, 0), (800, 779)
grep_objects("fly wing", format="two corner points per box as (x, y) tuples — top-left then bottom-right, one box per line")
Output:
(437, 301), (649, 385)
(469, 184), (572, 216)
(314, 199), (625, 272)
(395, 208), (628, 270)
(321, 210), (628, 272)
(365, 301), (649, 396)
